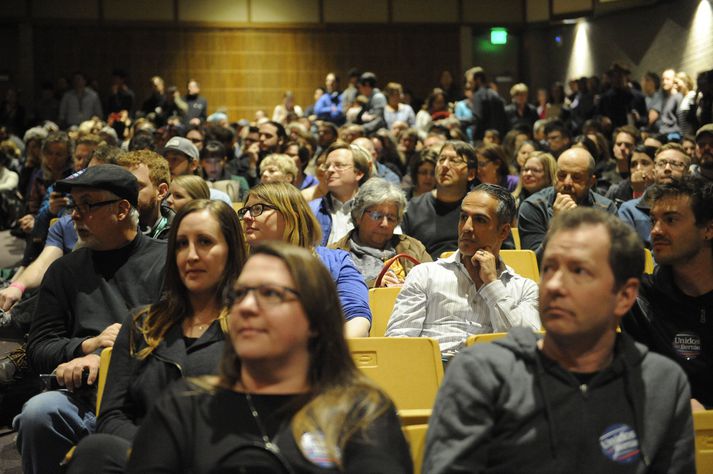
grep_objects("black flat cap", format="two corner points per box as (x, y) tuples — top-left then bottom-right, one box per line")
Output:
(56, 164), (139, 208)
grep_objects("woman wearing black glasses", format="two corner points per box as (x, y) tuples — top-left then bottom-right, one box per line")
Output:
(67, 200), (246, 474)
(127, 241), (412, 473)
(238, 182), (372, 337)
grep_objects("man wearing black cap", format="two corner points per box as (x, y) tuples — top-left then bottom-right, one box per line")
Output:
(13, 164), (166, 474)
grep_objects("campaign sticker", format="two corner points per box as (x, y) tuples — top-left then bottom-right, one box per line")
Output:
(672, 332), (701, 360)
(599, 423), (640, 464)
(300, 431), (338, 468)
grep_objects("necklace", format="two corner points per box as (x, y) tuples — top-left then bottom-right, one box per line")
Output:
(244, 392), (280, 454)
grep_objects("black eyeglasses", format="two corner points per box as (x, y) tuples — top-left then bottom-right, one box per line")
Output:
(237, 203), (278, 220)
(66, 199), (122, 215)
(225, 285), (301, 308)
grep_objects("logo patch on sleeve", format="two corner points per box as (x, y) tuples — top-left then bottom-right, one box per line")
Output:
(599, 423), (640, 464)
(672, 332), (701, 360)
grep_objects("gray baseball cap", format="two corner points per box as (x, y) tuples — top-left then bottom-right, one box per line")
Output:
(162, 136), (199, 162)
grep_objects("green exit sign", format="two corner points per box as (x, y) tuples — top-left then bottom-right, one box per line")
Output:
(490, 28), (508, 45)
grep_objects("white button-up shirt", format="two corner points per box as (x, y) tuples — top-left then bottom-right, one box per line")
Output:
(385, 250), (540, 354)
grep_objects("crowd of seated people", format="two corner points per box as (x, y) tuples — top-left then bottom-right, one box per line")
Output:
(0, 60), (710, 473)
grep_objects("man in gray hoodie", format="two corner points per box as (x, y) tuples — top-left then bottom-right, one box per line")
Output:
(424, 207), (694, 474)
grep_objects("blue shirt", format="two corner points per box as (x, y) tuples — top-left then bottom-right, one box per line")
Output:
(315, 246), (371, 324)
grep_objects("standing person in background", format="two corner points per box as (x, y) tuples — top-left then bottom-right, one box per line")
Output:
(59, 72), (103, 128)
(272, 91), (303, 125)
(184, 80), (207, 125)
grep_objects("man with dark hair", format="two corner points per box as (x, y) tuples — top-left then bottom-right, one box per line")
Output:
(596, 62), (647, 128)
(519, 147), (617, 258)
(105, 69), (135, 117)
(642, 71), (663, 130)
(58, 72), (103, 128)
(618, 143), (690, 247)
(425, 207), (694, 473)
(610, 124), (640, 179)
(402, 140), (477, 259)
(606, 144), (656, 207)
(544, 120), (571, 158)
(623, 177), (713, 409)
(386, 183), (540, 357)
(12, 165), (167, 474)
(695, 123), (713, 183)
(184, 79), (207, 125)
(465, 66), (507, 141)
(354, 72), (386, 134)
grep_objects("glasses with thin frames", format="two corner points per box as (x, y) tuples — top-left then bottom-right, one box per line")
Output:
(225, 284), (301, 308)
(437, 156), (467, 166)
(365, 210), (398, 225)
(237, 203), (278, 220)
(654, 159), (687, 170)
(66, 199), (122, 215)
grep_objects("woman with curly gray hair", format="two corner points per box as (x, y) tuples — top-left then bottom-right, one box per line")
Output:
(330, 177), (431, 287)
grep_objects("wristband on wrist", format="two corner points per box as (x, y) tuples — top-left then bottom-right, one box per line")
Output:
(9, 282), (26, 294)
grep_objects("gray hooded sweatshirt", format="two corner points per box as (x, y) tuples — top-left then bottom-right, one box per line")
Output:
(423, 327), (694, 474)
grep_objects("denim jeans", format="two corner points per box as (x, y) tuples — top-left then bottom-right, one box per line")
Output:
(13, 390), (96, 474)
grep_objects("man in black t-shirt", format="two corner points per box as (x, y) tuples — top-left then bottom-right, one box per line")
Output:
(622, 177), (713, 409)
(401, 140), (476, 259)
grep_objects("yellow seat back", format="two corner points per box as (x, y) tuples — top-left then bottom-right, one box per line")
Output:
(349, 337), (443, 410)
(403, 424), (429, 474)
(465, 332), (509, 346)
(500, 249), (540, 282)
(96, 346), (113, 415)
(368, 287), (401, 337)
(644, 249), (655, 275)
(695, 409), (713, 474)
(511, 227), (521, 250)
(231, 202), (244, 213)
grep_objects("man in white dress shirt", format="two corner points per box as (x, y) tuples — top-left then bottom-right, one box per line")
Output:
(386, 183), (540, 356)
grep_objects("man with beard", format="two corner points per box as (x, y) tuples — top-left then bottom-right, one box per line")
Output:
(694, 123), (713, 183)
(622, 177), (713, 410)
(518, 147), (617, 259)
(12, 165), (166, 474)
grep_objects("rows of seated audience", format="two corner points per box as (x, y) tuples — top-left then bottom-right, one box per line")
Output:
(0, 60), (710, 473)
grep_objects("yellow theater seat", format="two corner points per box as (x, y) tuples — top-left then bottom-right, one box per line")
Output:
(348, 337), (443, 411)
(368, 287), (401, 337)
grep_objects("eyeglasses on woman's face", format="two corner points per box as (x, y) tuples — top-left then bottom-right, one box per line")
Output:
(237, 203), (278, 220)
(225, 284), (300, 308)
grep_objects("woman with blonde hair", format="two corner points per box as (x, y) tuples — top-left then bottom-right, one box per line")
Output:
(126, 241), (412, 473)
(240, 182), (372, 337)
(512, 151), (557, 209)
(166, 174), (210, 212)
(259, 153), (299, 184)
(67, 200), (247, 473)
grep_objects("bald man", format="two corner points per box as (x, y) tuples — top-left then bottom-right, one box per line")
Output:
(518, 147), (618, 258)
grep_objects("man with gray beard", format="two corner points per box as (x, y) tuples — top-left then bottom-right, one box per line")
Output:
(12, 165), (166, 474)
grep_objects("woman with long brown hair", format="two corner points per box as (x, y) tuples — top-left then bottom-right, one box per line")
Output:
(126, 242), (412, 473)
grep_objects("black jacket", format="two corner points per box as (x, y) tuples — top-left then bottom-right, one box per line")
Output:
(97, 314), (226, 441)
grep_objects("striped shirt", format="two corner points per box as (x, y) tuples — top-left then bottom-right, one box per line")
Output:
(385, 251), (540, 354)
